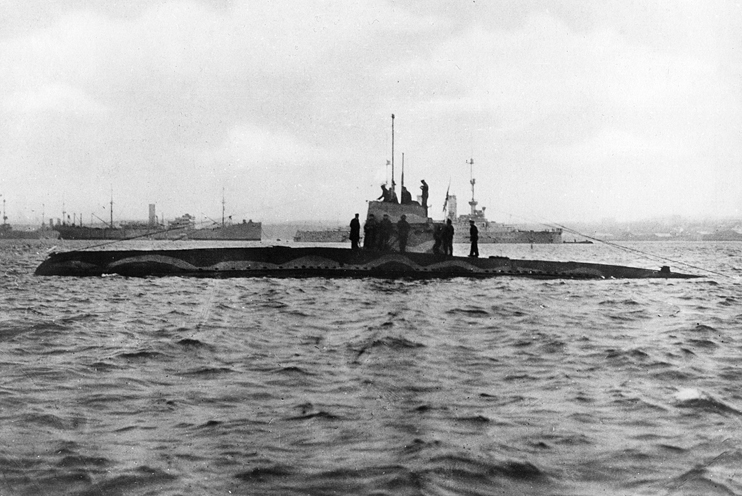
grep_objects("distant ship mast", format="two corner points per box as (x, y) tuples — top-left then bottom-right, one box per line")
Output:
(467, 158), (477, 217)
(109, 187), (114, 228)
(390, 114), (396, 199)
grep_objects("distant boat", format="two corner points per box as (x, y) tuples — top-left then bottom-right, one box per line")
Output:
(0, 199), (58, 240)
(0, 222), (59, 240)
(186, 219), (262, 241)
(54, 196), (261, 241)
(54, 217), (261, 241)
(449, 159), (562, 244)
(53, 223), (161, 240)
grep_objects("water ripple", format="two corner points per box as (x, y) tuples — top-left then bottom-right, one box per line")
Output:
(1, 239), (740, 495)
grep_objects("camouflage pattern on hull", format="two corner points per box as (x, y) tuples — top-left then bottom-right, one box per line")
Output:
(35, 246), (699, 279)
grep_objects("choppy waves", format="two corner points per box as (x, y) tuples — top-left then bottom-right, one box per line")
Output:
(1, 240), (742, 495)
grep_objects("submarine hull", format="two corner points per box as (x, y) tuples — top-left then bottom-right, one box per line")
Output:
(34, 246), (699, 280)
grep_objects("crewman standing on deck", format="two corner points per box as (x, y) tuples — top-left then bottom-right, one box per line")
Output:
(364, 214), (377, 250)
(420, 180), (429, 217)
(433, 224), (443, 255)
(442, 218), (454, 256)
(469, 220), (479, 258)
(397, 214), (410, 253)
(379, 214), (393, 251)
(349, 213), (361, 250)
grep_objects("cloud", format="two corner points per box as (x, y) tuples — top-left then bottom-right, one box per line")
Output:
(546, 128), (688, 167)
(3, 83), (108, 114)
(210, 123), (331, 168)
(0, 1), (739, 223)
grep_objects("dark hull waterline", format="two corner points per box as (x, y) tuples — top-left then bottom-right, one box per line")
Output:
(34, 246), (699, 279)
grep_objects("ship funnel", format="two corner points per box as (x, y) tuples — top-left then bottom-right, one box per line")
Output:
(149, 204), (156, 228)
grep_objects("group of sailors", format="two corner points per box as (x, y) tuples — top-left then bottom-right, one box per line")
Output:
(348, 179), (478, 257)
(432, 219), (454, 255)
(349, 214), (479, 257)
(349, 212), (411, 253)
(432, 219), (478, 257)
(377, 180), (429, 217)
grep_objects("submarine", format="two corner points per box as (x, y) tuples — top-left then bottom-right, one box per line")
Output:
(34, 116), (700, 281)
(34, 244), (698, 279)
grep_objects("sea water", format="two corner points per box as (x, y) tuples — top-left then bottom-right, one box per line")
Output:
(1, 239), (741, 495)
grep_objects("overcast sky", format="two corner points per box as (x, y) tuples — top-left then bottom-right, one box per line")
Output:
(1, 0), (740, 226)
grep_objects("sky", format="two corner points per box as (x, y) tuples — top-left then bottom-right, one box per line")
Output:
(1, 0), (740, 227)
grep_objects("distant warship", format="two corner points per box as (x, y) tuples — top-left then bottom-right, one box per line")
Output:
(448, 159), (562, 244)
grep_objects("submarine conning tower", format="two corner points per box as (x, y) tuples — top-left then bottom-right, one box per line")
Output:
(366, 200), (429, 224)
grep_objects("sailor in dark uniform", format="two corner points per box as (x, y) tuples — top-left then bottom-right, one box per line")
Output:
(378, 184), (390, 202)
(469, 220), (479, 257)
(397, 214), (410, 253)
(433, 224), (443, 255)
(364, 214), (377, 250)
(349, 213), (361, 250)
(442, 218), (454, 256)
(420, 180), (429, 216)
(379, 214), (393, 251)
